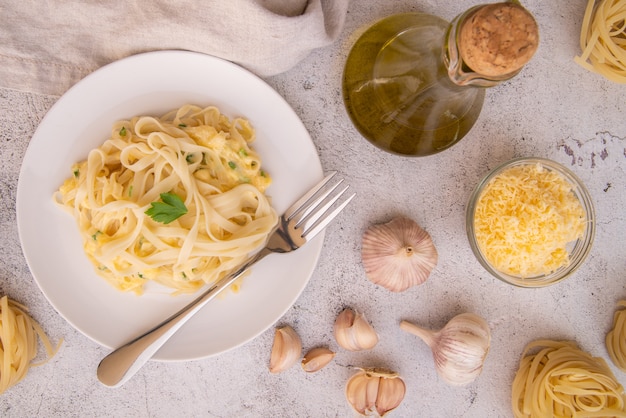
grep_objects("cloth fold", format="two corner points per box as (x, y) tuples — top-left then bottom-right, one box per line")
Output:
(0, 0), (349, 96)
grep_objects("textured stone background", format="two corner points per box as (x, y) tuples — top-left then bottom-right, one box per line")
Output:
(1, 0), (625, 416)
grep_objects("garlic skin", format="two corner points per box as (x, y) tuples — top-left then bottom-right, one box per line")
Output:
(400, 313), (491, 386)
(334, 308), (379, 351)
(345, 367), (406, 417)
(269, 325), (302, 374)
(361, 217), (438, 292)
(301, 347), (335, 373)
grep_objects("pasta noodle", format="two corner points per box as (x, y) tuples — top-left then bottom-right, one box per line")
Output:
(55, 105), (278, 295)
(607, 300), (626, 372)
(512, 339), (626, 418)
(0, 295), (60, 394)
(575, 0), (626, 83)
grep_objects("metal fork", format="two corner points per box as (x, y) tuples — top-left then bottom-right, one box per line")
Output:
(97, 171), (354, 388)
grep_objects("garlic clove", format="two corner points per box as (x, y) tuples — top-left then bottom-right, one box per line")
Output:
(301, 347), (335, 373)
(334, 308), (379, 351)
(400, 313), (491, 386)
(361, 217), (438, 292)
(269, 325), (302, 374)
(345, 368), (406, 417)
(346, 368), (378, 413)
(376, 374), (406, 417)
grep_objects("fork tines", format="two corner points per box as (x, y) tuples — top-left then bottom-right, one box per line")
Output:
(286, 171), (355, 240)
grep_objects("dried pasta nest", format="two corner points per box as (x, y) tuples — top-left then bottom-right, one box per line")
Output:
(606, 300), (626, 372)
(511, 340), (626, 417)
(0, 295), (61, 394)
(361, 217), (438, 292)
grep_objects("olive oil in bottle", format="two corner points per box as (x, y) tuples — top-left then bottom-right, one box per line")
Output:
(342, 2), (539, 157)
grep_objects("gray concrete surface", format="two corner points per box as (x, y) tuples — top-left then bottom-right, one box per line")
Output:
(1, 0), (625, 416)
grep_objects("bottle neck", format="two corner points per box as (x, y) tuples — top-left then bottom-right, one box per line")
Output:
(443, 1), (536, 87)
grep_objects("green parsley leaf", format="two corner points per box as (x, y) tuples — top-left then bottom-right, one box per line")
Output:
(119, 126), (127, 137)
(228, 161), (237, 169)
(145, 192), (188, 224)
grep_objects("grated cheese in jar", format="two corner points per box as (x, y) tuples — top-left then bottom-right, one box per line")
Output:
(473, 162), (586, 277)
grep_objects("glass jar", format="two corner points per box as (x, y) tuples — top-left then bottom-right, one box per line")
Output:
(342, 1), (539, 156)
(466, 157), (596, 287)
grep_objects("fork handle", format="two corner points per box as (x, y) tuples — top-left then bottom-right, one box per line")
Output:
(96, 249), (269, 388)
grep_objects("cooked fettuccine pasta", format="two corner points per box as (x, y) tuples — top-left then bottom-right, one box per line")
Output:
(56, 105), (278, 295)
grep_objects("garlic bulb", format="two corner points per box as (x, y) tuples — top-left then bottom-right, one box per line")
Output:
(301, 347), (335, 373)
(269, 325), (302, 374)
(334, 308), (378, 351)
(361, 217), (438, 292)
(400, 313), (491, 386)
(345, 367), (406, 417)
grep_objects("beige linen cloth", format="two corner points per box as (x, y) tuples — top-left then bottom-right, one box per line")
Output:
(0, 0), (349, 96)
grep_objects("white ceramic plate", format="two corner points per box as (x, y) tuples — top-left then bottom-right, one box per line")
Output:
(17, 51), (324, 361)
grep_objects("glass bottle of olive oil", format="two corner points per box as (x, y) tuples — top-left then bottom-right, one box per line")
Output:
(343, 2), (539, 156)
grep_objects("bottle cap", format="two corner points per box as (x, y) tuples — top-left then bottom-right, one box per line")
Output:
(458, 2), (539, 77)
